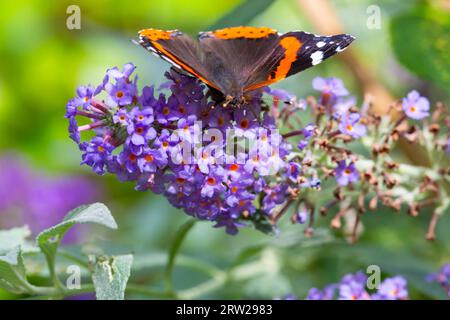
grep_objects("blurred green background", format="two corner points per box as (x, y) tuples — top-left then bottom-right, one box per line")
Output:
(0, 0), (449, 299)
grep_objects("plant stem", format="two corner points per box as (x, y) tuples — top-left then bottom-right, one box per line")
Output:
(164, 219), (196, 295)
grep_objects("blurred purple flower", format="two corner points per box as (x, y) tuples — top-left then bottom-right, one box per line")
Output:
(427, 264), (450, 297)
(373, 276), (408, 300)
(402, 90), (430, 120)
(312, 77), (349, 97)
(0, 153), (101, 242)
(338, 113), (366, 138)
(334, 161), (359, 186)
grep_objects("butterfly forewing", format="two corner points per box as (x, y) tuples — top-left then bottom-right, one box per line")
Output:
(138, 29), (222, 90)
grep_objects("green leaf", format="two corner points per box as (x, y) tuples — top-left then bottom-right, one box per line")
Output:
(390, 6), (450, 91)
(36, 203), (117, 287)
(0, 246), (34, 294)
(210, 0), (275, 30)
(90, 254), (133, 300)
(0, 226), (38, 254)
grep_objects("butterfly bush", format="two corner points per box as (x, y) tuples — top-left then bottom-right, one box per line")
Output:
(66, 63), (449, 237)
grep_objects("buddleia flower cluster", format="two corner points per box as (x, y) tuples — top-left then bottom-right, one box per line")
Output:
(66, 63), (449, 237)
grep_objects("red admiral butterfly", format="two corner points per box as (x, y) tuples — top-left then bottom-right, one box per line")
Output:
(138, 26), (354, 106)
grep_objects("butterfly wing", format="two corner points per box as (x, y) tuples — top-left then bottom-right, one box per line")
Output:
(138, 28), (222, 91)
(243, 32), (355, 92)
(198, 26), (281, 97)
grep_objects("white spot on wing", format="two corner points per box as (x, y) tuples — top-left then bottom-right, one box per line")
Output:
(316, 41), (326, 48)
(311, 51), (323, 65)
(336, 46), (345, 52)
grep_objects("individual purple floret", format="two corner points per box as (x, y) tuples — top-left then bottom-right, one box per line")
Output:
(334, 161), (359, 186)
(402, 90), (430, 120)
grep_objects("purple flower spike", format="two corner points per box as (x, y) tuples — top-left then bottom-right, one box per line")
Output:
(334, 161), (359, 186)
(402, 90), (430, 120)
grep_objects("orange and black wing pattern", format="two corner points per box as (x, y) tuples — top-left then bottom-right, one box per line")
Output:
(138, 28), (221, 90)
(243, 31), (355, 92)
(138, 27), (355, 97)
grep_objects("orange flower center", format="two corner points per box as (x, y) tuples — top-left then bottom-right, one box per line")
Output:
(410, 106), (416, 112)
(162, 141), (169, 148)
(145, 154), (154, 162)
(178, 105), (186, 114)
(97, 146), (105, 152)
(116, 91), (124, 98)
(162, 107), (170, 115)
(229, 163), (239, 171)
(240, 119), (249, 129)
(136, 127), (144, 134)
(128, 154), (137, 162)
(207, 177), (216, 185)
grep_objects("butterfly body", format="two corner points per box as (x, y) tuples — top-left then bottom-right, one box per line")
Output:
(138, 26), (354, 107)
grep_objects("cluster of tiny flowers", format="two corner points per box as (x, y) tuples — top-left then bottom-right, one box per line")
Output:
(66, 64), (449, 237)
(66, 63), (316, 234)
(280, 271), (408, 300)
(291, 77), (449, 241)
(427, 264), (450, 297)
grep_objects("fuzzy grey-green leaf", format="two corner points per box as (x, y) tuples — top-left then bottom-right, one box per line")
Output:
(91, 254), (133, 300)
(36, 203), (117, 286)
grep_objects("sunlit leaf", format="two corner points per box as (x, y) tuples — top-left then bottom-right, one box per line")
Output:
(0, 226), (38, 254)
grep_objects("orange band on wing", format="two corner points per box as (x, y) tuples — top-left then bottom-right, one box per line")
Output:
(207, 26), (277, 39)
(139, 28), (174, 41)
(244, 36), (302, 92)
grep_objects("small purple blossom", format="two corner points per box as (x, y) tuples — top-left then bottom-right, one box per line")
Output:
(338, 113), (366, 138)
(402, 90), (430, 120)
(334, 161), (359, 186)
(105, 78), (136, 107)
(80, 137), (115, 175)
(373, 276), (408, 300)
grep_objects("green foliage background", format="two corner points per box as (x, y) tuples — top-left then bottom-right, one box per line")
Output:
(0, 0), (449, 299)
